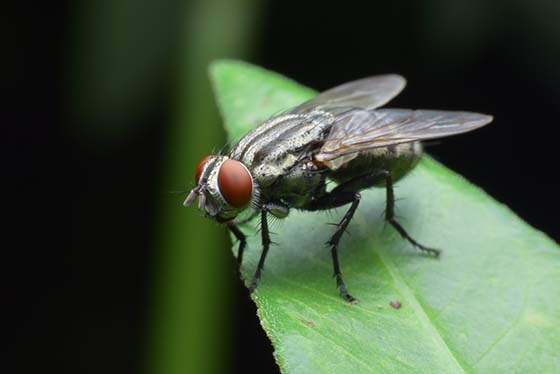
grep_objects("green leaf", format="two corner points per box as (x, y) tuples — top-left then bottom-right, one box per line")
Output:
(209, 60), (560, 373)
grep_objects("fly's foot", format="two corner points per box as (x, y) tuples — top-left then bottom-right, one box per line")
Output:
(388, 218), (441, 258)
(336, 274), (358, 304)
(415, 243), (442, 258)
(248, 273), (260, 294)
(236, 263), (244, 281)
(248, 281), (257, 294)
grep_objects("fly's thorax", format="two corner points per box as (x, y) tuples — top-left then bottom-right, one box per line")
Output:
(186, 155), (260, 222)
(230, 110), (335, 184)
(249, 153), (299, 187)
(267, 159), (327, 208)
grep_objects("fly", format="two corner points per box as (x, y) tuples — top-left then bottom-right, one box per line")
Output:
(184, 74), (493, 303)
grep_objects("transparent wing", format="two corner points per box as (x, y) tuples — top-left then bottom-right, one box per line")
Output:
(318, 108), (493, 160)
(289, 75), (406, 115)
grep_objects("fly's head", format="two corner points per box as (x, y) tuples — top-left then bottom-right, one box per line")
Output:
(183, 155), (256, 222)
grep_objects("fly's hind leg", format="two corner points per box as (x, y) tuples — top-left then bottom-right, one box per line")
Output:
(379, 170), (441, 257)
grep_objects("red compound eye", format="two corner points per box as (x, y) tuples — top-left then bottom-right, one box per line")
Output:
(217, 160), (253, 208)
(195, 155), (212, 185)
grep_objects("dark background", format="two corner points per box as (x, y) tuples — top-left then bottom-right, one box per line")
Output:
(11, 1), (560, 373)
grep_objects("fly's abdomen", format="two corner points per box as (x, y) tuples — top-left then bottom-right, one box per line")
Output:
(329, 141), (423, 185)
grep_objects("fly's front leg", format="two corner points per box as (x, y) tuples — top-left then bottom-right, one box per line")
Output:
(248, 208), (272, 293)
(380, 170), (441, 257)
(244, 202), (288, 294)
(227, 223), (247, 277)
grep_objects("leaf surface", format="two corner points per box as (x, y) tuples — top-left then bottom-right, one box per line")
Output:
(210, 60), (560, 373)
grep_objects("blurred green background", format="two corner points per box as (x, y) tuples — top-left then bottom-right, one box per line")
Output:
(10, 0), (560, 373)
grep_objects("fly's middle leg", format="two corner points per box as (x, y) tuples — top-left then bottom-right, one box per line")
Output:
(305, 170), (406, 303)
(328, 193), (361, 304)
(307, 188), (365, 304)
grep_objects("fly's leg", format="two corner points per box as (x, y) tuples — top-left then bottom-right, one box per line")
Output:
(306, 172), (396, 303)
(304, 169), (440, 302)
(227, 223), (247, 277)
(380, 169), (441, 257)
(307, 189), (363, 304)
(327, 193), (361, 304)
(242, 202), (288, 293)
(328, 169), (440, 256)
(248, 208), (271, 293)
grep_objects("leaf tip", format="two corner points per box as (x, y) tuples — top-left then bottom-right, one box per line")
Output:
(208, 59), (257, 80)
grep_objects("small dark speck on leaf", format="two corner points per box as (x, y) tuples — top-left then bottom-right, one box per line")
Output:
(303, 320), (315, 328)
(390, 300), (402, 309)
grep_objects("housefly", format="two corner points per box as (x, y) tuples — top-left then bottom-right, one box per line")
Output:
(184, 74), (492, 303)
